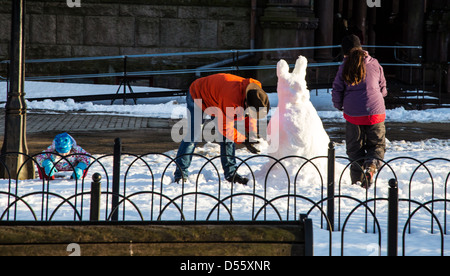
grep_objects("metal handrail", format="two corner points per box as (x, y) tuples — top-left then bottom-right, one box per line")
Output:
(22, 63), (422, 82)
(0, 45), (343, 64)
(0, 44), (421, 65)
(0, 45), (423, 83)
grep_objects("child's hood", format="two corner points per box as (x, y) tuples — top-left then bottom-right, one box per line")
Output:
(52, 133), (77, 152)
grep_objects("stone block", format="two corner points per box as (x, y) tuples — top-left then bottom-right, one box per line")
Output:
(25, 1), (44, 15)
(26, 45), (72, 59)
(120, 4), (177, 18)
(447, 64), (450, 94)
(208, 6), (249, 20)
(0, 14), (11, 43)
(57, 15), (84, 45)
(0, 0), (11, 13)
(160, 18), (200, 48)
(135, 18), (160, 47)
(218, 20), (250, 49)
(178, 6), (208, 19)
(199, 20), (218, 49)
(29, 14), (57, 44)
(71, 45), (120, 57)
(84, 16), (135, 47)
(0, 43), (8, 60)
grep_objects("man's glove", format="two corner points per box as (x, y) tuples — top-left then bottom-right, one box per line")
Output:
(244, 136), (261, 154)
(244, 133), (261, 154)
(244, 140), (260, 154)
(42, 159), (58, 177)
(72, 162), (87, 180)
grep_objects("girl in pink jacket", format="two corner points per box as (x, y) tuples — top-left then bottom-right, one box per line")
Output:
(332, 35), (388, 189)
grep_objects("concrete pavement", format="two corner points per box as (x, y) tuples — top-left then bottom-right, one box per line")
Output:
(0, 110), (177, 134)
(0, 110), (181, 154)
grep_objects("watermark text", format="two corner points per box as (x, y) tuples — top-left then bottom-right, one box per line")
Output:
(67, 0), (81, 8)
(367, 0), (381, 8)
(171, 99), (277, 151)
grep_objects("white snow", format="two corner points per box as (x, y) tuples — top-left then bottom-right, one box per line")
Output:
(0, 79), (449, 256)
(1, 140), (448, 256)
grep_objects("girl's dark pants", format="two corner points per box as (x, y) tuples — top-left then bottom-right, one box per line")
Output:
(346, 121), (386, 184)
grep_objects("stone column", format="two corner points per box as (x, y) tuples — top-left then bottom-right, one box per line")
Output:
(0, 0), (34, 180)
(404, 0), (424, 62)
(315, 0), (334, 61)
(401, 0), (425, 86)
(447, 63), (450, 94)
(367, 7), (376, 54)
(352, 0), (367, 44)
(258, 0), (318, 85)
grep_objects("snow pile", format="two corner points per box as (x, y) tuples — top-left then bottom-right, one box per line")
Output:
(27, 98), (187, 119)
(387, 107), (450, 123)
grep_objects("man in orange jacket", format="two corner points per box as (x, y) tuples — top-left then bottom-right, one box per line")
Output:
(174, 73), (270, 185)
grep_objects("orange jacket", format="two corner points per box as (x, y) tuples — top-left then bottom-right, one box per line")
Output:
(189, 73), (261, 143)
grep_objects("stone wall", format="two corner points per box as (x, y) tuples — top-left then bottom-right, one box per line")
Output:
(0, 0), (254, 88)
(0, 222), (311, 256)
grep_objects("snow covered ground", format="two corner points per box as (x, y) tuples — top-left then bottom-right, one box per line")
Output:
(1, 139), (448, 256)
(0, 80), (449, 256)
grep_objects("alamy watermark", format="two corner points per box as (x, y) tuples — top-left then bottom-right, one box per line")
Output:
(170, 99), (277, 151)
(67, 243), (81, 256)
(367, 0), (381, 8)
(67, 0), (81, 8)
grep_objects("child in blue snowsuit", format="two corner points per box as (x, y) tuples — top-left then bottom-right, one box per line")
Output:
(36, 133), (91, 180)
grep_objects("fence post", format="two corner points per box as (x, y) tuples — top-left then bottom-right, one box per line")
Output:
(300, 214), (314, 256)
(90, 173), (102, 221)
(388, 178), (399, 256)
(111, 137), (121, 221)
(327, 142), (335, 231)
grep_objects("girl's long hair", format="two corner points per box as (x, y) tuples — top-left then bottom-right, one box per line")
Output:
(342, 47), (367, 86)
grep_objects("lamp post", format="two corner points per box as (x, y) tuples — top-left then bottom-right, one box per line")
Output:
(0, 0), (34, 180)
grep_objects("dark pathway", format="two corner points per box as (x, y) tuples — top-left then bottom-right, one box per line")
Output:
(0, 110), (448, 155)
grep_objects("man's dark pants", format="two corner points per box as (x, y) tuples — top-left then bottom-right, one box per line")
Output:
(174, 92), (237, 181)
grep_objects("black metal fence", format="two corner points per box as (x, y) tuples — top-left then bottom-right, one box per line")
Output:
(0, 139), (449, 256)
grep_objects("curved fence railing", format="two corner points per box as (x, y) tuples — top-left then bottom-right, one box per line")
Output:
(0, 140), (448, 256)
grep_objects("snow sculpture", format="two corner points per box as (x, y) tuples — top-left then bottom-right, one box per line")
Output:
(260, 56), (330, 184)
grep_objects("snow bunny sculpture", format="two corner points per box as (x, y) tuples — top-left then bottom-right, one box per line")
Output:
(264, 56), (330, 182)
